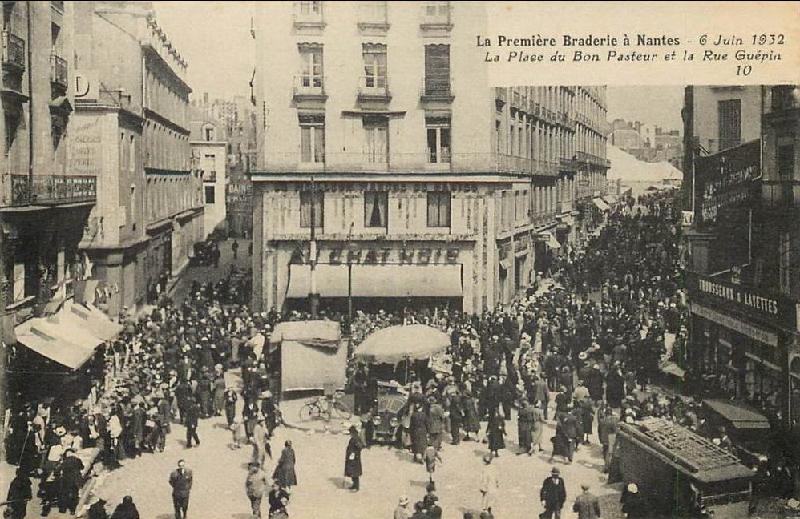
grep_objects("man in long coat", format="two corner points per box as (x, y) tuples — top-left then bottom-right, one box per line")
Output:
(540, 467), (567, 519)
(517, 399), (535, 455)
(58, 449), (85, 514)
(426, 397), (445, 451)
(344, 426), (364, 491)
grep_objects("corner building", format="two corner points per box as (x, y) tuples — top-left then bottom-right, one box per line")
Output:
(251, 1), (608, 314)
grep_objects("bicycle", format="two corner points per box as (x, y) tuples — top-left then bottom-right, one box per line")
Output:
(298, 390), (352, 422)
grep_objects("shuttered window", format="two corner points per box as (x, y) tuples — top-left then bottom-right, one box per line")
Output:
(427, 191), (451, 227)
(717, 99), (741, 151)
(424, 45), (450, 96)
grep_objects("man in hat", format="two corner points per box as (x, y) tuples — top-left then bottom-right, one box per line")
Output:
(620, 483), (649, 518)
(58, 449), (85, 514)
(394, 496), (411, 519)
(169, 459), (193, 519)
(344, 426), (364, 491)
(572, 483), (601, 519)
(426, 396), (445, 451)
(245, 462), (269, 519)
(479, 454), (499, 512)
(540, 467), (567, 519)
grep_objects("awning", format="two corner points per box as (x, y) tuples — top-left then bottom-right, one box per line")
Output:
(592, 197), (610, 212)
(68, 302), (122, 340)
(703, 399), (771, 430)
(539, 231), (561, 250)
(15, 318), (98, 370)
(603, 194), (619, 205)
(286, 264), (463, 298)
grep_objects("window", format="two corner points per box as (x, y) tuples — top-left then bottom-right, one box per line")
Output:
(129, 135), (136, 172)
(300, 117), (325, 163)
(718, 99), (741, 151)
(298, 1), (321, 16)
(427, 191), (451, 227)
(424, 45), (450, 96)
(426, 117), (450, 163)
(780, 231), (791, 295)
(205, 186), (215, 204)
(203, 125), (215, 141)
(299, 47), (323, 88)
(204, 153), (216, 159)
(300, 191), (324, 228)
(362, 44), (387, 89)
(423, 1), (449, 19)
(359, 1), (387, 23)
(364, 191), (388, 228)
(363, 117), (388, 163)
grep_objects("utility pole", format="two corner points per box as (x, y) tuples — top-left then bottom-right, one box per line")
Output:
(308, 175), (319, 318)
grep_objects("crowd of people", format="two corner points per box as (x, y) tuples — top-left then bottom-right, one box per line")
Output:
(4, 190), (786, 519)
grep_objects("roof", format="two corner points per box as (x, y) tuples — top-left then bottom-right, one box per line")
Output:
(703, 399), (770, 430)
(619, 417), (754, 483)
(607, 146), (683, 182)
(354, 324), (450, 364)
(270, 319), (340, 343)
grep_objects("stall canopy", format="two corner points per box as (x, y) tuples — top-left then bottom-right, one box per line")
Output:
(354, 324), (450, 364)
(15, 312), (100, 370)
(286, 264), (462, 298)
(592, 197), (610, 212)
(539, 231), (561, 250)
(271, 320), (346, 394)
(703, 399), (771, 431)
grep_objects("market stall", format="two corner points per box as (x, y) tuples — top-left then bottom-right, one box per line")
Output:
(353, 324), (450, 364)
(271, 320), (346, 396)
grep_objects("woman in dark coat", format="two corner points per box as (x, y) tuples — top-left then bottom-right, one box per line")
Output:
(516, 399), (534, 455)
(462, 393), (480, 441)
(272, 440), (297, 489)
(409, 405), (428, 462)
(344, 425), (364, 491)
(486, 413), (506, 457)
(5, 469), (32, 519)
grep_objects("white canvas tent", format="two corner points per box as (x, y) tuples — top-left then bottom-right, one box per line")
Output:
(271, 320), (346, 394)
(607, 146), (683, 182)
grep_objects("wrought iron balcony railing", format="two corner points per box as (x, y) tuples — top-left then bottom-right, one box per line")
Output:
(2, 30), (25, 70)
(3, 174), (97, 207)
(50, 53), (68, 88)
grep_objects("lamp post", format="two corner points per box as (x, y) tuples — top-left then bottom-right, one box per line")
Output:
(308, 175), (319, 318)
(346, 223), (354, 326)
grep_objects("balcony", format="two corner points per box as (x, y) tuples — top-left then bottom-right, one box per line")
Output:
(357, 76), (391, 105)
(50, 53), (68, 91)
(559, 158), (578, 173)
(2, 174), (97, 207)
(420, 77), (454, 104)
(495, 154), (533, 175)
(2, 30), (25, 71)
(292, 75), (327, 104)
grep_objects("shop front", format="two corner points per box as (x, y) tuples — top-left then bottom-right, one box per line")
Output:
(687, 272), (800, 425)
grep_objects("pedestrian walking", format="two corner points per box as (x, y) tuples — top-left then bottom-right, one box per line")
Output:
(57, 448), (85, 514)
(184, 400), (200, 448)
(517, 398), (534, 455)
(572, 484), (601, 519)
(539, 467), (567, 519)
(424, 442), (443, 484)
(344, 425), (365, 491)
(110, 495), (140, 519)
(245, 463), (269, 518)
(486, 412), (506, 457)
(169, 459), (193, 519)
(4, 468), (32, 519)
(479, 454), (499, 513)
(224, 387), (238, 427)
(273, 440), (297, 490)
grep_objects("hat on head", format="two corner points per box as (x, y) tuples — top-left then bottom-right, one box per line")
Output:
(627, 483), (638, 494)
(581, 483), (590, 490)
(399, 496), (409, 506)
(551, 467), (560, 475)
(482, 453), (493, 464)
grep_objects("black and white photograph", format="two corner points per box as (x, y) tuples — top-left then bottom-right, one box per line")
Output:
(0, 2), (798, 519)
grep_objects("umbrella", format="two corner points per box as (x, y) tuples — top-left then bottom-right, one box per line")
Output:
(354, 324), (450, 364)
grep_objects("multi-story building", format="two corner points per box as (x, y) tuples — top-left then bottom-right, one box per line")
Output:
(684, 84), (800, 427)
(69, 1), (201, 314)
(251, 2), (608, 314)
(0, 0), (97, 460)
(189, 106), (227, 238)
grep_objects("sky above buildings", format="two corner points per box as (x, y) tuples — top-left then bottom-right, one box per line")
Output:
(153, 3), (686, 131)
(606, 86), (686, 132)
(154, 1), (254, 100)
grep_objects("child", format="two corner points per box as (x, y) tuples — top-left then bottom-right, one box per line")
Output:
(424, 443), (443, 484)
(231, 418), (247, 449)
